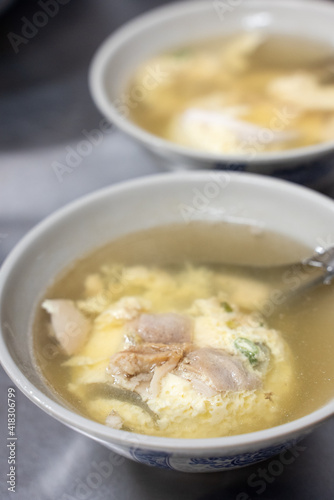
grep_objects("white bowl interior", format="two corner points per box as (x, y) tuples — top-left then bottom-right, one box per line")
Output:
(1, 172), (334, 450)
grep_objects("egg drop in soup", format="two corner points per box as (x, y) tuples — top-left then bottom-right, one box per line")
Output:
(126, 33), (334, 154)
(33, 223), (334, 438)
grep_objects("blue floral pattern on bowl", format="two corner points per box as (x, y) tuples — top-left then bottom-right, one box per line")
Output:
(214, 152), (334, 188)
(130, 449), (172, 469)
(130, 439), (300, 472)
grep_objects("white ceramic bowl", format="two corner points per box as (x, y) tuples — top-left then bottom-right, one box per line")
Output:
(89, 0), (334, 188)
(0, 172), (334, 473)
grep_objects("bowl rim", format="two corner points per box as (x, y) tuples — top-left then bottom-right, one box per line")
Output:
(0, 171), (334, 452)
(89, 0), (334, 167)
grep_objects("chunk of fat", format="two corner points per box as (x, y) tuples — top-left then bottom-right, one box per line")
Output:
(268, 71), (334, 111)
(105, 410), (123, 430)
(42, 299), (91, 355)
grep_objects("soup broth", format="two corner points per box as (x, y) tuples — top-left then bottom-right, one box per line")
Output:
(33, 223), (334, 438)
(127, 33), (334, 154)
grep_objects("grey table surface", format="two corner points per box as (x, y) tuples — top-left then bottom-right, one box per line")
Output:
(0, 0), (334, 499)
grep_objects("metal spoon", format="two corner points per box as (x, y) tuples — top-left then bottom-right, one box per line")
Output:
(216, 246), (334, 316)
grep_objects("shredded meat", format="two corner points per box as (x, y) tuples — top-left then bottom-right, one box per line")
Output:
(108, 343), (193, 396)
(134, 313), (192, 344)
(176, 347), (261, 395)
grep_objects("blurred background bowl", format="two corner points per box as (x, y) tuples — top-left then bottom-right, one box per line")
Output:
(89, 0), (334, 188)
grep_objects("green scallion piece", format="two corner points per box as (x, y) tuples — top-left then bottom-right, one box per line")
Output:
(234, 337), (259, 365)
(221, 301), (233, 313)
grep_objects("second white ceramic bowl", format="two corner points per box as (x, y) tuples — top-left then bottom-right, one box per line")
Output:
(89, 0), (334, 187)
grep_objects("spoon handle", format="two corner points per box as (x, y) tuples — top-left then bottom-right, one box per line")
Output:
(303, 246), (334, 284)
